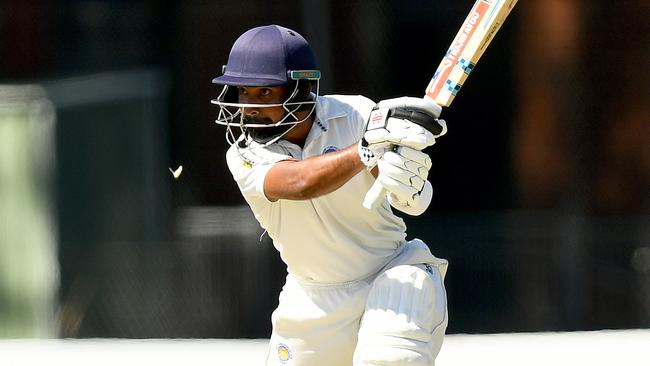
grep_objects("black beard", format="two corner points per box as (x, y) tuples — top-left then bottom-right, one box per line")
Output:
(244, 116), (294, 144)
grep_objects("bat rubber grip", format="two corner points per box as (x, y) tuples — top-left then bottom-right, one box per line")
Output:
(390, 109), (445, 136)
(362, 180), (386, 210)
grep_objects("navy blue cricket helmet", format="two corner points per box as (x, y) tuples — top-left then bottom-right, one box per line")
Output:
(211, 25), (321, 146)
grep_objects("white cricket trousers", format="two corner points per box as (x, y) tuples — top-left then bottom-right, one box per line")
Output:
(265, 239), (448, 366)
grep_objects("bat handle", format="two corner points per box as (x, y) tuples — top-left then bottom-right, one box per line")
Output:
(362, 179), (386, 210)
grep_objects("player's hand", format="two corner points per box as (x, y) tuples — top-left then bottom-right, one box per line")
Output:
(358, 139), (390, 168)
(359, 97), (446, 168)
(368, 96), (446, 149)
(375, 146), (433, 216)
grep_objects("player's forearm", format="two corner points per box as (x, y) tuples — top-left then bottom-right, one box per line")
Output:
(302, 144), (366, 198)
(264, 144), (365, 200)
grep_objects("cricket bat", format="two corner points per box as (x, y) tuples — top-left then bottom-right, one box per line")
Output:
(363, 0), (518, 210)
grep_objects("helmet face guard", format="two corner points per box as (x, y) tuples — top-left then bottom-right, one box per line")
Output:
(211, 70), (321, 147)
(211, 25), (321, 147)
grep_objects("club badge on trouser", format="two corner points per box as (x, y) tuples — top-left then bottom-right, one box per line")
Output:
(276, 343), (292, 364)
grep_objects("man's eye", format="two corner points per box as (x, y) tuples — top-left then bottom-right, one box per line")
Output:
(260, 88), (272, 96)
(238, 88), (247, 95)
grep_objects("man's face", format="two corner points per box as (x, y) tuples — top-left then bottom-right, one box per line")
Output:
(238, 85), (289, 125)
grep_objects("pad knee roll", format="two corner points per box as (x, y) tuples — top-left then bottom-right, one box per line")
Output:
(353, 264), (447, 366)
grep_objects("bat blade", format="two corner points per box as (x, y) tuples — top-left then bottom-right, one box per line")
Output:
(425, 0), (518, 107)
(363, 0), (518, 210)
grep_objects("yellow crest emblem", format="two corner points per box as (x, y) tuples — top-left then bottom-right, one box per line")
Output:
(277, 343), (292, 363)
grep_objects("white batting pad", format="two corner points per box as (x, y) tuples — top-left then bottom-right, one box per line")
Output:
(353, 264), (447, 366)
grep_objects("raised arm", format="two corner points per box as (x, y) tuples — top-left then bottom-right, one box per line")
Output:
(264, 144), (368, 201)
(264, 96), (442, 202)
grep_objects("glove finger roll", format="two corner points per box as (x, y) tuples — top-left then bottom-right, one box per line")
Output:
(387, 180), (433, 216)
(384, 118), (435, 150)
(382, 151), (430, 180)
(383, 118), (435, 150)
(364, 118), (436, 151)
(394, 146), (432, 170)
(376, 174), (419, 204)
(377, 159), (425, 191)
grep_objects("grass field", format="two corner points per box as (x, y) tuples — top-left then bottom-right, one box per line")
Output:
(2, 329), (649, 365)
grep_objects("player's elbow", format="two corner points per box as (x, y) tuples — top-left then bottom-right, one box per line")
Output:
(267, 173), (324, 201)
(264, 161), (342, 200)
(292, 173), (326, 200)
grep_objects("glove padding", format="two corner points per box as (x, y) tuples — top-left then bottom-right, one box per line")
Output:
(358, 136), (389, 168)
(388, 180), (433, 216)
(375, 147), (433, 216)
(358, 97), (445, 168)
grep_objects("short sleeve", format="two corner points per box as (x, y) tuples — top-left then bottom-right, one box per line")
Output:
(225, 143), (293, 203)
(354, 95), (376, 138)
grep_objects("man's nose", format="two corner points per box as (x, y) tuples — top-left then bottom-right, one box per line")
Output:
(244, 107), (259, 118)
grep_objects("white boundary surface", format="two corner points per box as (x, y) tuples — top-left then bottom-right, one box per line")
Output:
(2, 330), (649, 365)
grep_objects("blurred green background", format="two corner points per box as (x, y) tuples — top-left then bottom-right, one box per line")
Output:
(0, 0), (648, 338)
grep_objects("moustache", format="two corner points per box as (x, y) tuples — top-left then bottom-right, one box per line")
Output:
(243, 116), (276, 126)
(242, 116), (294, 144)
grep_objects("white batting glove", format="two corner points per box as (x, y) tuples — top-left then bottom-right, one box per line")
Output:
(375, 147), (433, 216)
(358, 130), (389, 169)
(388, 181), (433, 216)
(367, 97), (446, 149)
(359, 97), (446, 168)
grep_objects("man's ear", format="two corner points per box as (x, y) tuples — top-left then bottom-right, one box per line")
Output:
(297, 80), (313, 100)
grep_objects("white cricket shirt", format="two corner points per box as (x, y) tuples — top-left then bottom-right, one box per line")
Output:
(226, 95), (408, 284)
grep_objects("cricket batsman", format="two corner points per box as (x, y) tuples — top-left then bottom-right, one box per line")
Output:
(212, 24), (448, 366)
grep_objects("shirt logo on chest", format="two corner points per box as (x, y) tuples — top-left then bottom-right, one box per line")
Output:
(322, 145), (339, 154)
